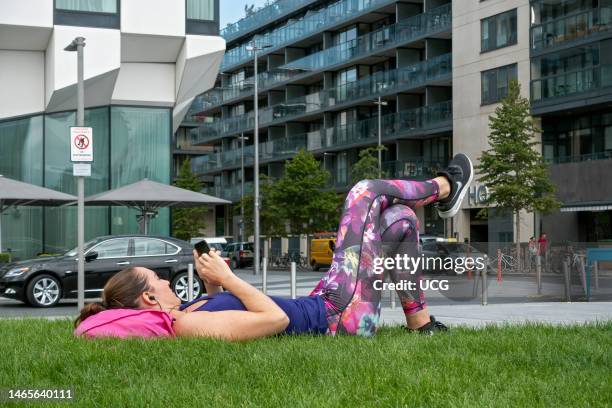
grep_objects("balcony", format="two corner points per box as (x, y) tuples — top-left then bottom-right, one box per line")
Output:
(281, 4), (452, 71)
(191, 54), (452, 143)
(531, 65), (612, 103)
(382, 158), (447, 180)
(545, 151), (612, 164)
(191, 100), (452, 175)
(192, 5), (452, 116)
(221, 0), (451, 70)
(531, 7), (612, 52)
(220, 0), (318, 42)
(202, 182), (254, 202)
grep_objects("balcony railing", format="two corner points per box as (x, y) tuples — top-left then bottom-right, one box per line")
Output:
(191, 101), (452, 174)
(545, 151), (612, 164)
(220, 0), (318, 42)
(381, 158), (447, 180)
(191, 55), (452, 143)
(281, 3), (452, 71)
(202, 182), (254, 202)
(531, 7), (612, 51)
(221, 0), (450, 70)
(531, 65), (612, 102)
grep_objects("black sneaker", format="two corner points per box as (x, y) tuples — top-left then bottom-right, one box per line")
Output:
(405, 315), (449, 335)
(435, 153), (473, 219)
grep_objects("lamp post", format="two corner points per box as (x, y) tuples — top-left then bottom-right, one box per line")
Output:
(373, 96), (388, 178)
(65, 37), (86, 312)
(237, 134), (249, 242)
(246, 41), (271, 276)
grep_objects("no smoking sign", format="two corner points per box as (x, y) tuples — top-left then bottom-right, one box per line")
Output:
(70, 127), (93, 162)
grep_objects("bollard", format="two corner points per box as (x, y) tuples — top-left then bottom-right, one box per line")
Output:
(262, 256), (267, 295)
(536, 255), (542, 295)
(290, 261), (296, 299)
(562, 259), (571, 302)
(481, 267), (488, 306)
(187, 263), (194, 301)
(390, 284), (396, 310)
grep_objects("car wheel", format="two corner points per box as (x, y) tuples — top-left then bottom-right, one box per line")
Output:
(230, 258), (239, 269)
(171, 272), (204, 303)
(26, 274), (62, 308)
(311, 260), (320, 271)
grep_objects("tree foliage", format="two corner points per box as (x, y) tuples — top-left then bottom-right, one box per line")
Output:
(477, 80), (560, 252)
(350, 145), (389, 184)
(235, 149), (342, 238)
(172, 159), (207, 241)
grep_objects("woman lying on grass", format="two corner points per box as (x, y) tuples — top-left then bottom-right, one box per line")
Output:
(74, 153), (473, 341)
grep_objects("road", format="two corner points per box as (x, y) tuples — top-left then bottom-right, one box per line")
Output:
(1, 268), (611, 319)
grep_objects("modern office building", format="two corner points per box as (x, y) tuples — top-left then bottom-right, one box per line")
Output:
(0, 0), (225, 260)
(188, 0), (612, 246)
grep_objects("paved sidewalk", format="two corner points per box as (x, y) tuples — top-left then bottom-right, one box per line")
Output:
(379, 302), (612, 327)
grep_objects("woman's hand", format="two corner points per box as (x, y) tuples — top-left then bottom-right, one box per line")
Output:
(193, 249), (235, 287)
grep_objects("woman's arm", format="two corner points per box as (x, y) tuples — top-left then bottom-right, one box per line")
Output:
(176, 250), (289, 341)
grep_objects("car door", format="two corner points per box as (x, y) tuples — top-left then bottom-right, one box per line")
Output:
(132, 238), (181, 280)
(87, 237), (133, 290)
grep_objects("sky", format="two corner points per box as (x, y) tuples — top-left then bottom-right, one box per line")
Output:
(220, 0), (269, 30)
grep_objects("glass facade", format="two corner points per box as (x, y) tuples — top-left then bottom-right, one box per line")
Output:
(481, 9), (518, 52)
(55, 0), (117, 13)
(481, 64), (518, 105)
(110, 107), (171, 236)
(542, 110), (612, 162)
(0, 116), (43, 260)
(187, 0), (215, 21)
(0, 106), (171, 260)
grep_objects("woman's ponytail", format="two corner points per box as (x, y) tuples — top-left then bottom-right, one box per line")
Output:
(74, 302), (107, 328)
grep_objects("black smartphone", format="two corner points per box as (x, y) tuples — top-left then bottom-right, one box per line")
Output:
(194, 240), (211, 257)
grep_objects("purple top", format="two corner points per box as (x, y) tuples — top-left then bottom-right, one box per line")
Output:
(179, 292), (328, 335)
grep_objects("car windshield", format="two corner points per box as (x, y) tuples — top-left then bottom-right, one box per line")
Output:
(444, 243), (474, 253)
(64, 239), (100, 257)
(243, 243), (254, 251)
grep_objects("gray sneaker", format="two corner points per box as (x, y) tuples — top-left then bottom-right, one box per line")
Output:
(435, 153), (474, 219)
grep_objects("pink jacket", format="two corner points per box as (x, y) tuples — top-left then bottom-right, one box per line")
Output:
(74, 309), (176, 339)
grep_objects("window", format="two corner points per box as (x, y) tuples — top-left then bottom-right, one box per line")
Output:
(187, 0), (215, 21)
(94, 239), (130, 258)
(481, 64), (518, 105)
(54, 0), (119, 28)
(481, 9), (518, 52)
(55, 0), (117, 13)
(134, 239), (176, 256)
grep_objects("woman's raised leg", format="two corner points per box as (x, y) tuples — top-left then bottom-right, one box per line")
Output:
(310, 178), (440, 336)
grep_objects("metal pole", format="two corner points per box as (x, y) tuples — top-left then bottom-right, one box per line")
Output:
(594, 261), (599, 290)
(481, 267), (488, 306)
(0, 200), (3, 254)
(377, 96), (382, 178)
(290, 261), (296, 299)
(188, 263), (194, 301)
(253, 45), (261, 277)
(240, 133), (245, 242)
(75, 37), (86, 313)
(536, 255), (542, 295)
(262, 256), (267, 294)
(563, 258), (571, 302)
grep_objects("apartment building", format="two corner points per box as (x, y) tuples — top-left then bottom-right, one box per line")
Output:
(188, 0), (611, 246)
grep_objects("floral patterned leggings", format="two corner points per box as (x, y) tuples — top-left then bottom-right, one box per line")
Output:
(309, 178), (440, 336)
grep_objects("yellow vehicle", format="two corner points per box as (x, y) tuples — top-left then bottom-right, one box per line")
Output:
(310, 238), (336, 271)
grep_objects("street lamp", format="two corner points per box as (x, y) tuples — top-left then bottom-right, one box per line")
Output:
(65, 36), (86, 312)
(237, 134), (249, 242)
(373, 96), (388, 178)
(246, 41), (272, 277)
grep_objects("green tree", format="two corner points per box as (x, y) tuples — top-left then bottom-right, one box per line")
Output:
(477, 80), (560, 268)
(350, 145), (388, 184)
(172, 159), (207, 241)
(275, 149), (342, 235)
(234, 175), (285, 239)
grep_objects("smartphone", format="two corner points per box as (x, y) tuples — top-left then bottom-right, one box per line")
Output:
(194, 240), (211, 257)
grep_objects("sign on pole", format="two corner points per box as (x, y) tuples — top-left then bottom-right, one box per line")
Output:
(70, 127), (93, 163)
(73, 163), (91, 177)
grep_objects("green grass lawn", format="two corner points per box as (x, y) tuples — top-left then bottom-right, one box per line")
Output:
(0, 319), (610, 408)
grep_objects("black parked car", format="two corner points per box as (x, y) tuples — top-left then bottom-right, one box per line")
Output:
(0, 235), (203, 307)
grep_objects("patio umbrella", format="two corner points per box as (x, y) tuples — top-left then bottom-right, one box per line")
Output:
(0, 175), (77, 253)
(85, 178), (231, 234)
